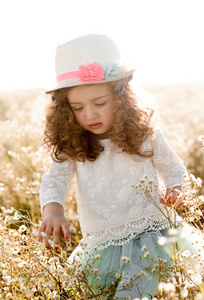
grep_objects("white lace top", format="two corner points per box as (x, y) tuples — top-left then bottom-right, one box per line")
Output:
(40, 127), (187, 249)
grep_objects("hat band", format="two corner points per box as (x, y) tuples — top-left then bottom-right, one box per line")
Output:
(57, 71), (79, 83)
(57, 62), (105, 84)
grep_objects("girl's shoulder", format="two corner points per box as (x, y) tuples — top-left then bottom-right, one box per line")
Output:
(146, 125), (166, 142)
(141, 125), (166, 152)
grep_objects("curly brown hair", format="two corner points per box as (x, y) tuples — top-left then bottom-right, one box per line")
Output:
(43, 80), (155, 162)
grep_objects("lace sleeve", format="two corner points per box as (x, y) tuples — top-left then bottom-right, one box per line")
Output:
(39, 158), (75, 215)
(151, 127), (187, 189)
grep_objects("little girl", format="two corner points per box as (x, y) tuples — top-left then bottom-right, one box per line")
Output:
(38, 34), (199, 299)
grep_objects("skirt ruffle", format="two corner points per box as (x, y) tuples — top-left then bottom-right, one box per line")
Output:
(69, 224), (204, 299)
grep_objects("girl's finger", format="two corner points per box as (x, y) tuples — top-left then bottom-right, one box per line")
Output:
(53, 225), (61, 248)
(159, 198), (165, 204)
(166, 191), (173, 205)
(172, 189), (183, 208)
(174, 196), (184, 209)
(171, 189), (180, 201)
(38, 222), (46, 242)
(62, 224), (70, 242)
(44, 225), (53, 248)
(160, 197), (172, 207)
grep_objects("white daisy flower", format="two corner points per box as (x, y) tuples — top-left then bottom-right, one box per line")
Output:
(121, 256), (130, 263)
(19, 225), (27, 233)
(40, 232), (47, 238)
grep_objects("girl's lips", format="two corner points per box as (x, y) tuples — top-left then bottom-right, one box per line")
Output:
(88, 122), (102, 129)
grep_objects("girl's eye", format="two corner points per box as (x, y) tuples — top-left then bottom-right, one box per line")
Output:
(95, 102), (106, 106)
(72, 107), (83, 111)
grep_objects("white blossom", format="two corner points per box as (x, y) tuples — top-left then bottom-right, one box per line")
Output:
(180, 289), (188, 298)
(144, 251), (150, 258)
(198, 135), (204, 142)
(19, 225), (27, 233)
(168, 228), (178, 236)
(37, 241), (44, 247)
(40, 231), (47, 238)
(49, 257), (59, 264)
(48, 239), (59, 247)
(4, 239), (10, 247)
(165, 282), (175, 293)
(158, 236), (168, 246)
(32, 230), (38, 236)
(121, 256), (130, 263)
(70, 226), (76, 233)
(14, 211), (20, 220)
(158, 282), (166, 291)
(181, 250), (191, 259)
(180, 231), (187, 240)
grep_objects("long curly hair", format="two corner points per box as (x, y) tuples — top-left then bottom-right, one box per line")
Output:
(43, 80), (155, 162)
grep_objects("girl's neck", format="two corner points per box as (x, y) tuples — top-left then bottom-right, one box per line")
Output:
(95, 133), (110, 140)
(94, 128), (112, 140)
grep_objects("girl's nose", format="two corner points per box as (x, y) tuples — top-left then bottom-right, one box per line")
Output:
(84, 106), (97, 120)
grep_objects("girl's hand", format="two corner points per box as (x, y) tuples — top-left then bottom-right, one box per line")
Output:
(160, 186), (185, 209)
(38, 214), (70, 249)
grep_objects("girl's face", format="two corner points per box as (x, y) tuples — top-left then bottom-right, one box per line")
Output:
(67, 84), (114, 136)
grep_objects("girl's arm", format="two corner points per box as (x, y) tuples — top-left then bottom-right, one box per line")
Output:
(151, 127), (187, 208)
(38, 158), (75, 248)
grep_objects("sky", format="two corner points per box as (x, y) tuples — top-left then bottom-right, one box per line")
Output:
(0, 0), (204, 90)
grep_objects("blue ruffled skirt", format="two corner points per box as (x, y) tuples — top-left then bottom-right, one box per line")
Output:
(70, 225), (204, 299)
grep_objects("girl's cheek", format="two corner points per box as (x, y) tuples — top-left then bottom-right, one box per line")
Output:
(74, 115), (83, 126)
(74, 112), (83, 121)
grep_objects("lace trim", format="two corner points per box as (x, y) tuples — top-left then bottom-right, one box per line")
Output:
(83, 215), (169, 250)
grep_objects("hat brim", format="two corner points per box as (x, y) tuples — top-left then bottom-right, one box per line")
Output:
(45, 69), (135, 94)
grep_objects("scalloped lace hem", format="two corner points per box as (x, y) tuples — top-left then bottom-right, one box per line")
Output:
(83, 217), (169, 250)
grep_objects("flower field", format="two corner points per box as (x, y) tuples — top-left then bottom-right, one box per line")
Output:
(0, 82), (204, 299)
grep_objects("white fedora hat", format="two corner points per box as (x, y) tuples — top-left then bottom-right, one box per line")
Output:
(46, 34), (135, 93)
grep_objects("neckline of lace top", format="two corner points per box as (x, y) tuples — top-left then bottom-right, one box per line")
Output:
(99, 138), (112, 146)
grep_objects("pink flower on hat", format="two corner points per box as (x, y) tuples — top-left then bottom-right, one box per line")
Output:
(78, 62), (104, 82)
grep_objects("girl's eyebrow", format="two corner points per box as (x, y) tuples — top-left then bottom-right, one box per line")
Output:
(92, 95), (109, 101)
(69, 95), (109, 105)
